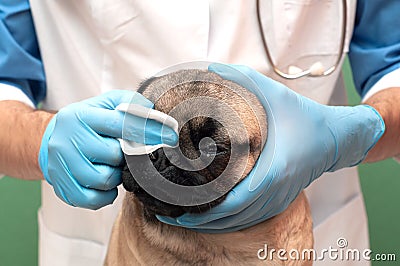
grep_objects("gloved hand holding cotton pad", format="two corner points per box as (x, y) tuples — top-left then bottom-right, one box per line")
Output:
(116, 103), (179, 155)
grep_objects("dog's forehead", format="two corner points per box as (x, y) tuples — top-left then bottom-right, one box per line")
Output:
(139, 69), (267, 147)
(140, 70), (249, 106)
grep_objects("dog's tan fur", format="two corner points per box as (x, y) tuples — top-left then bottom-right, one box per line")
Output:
(105, 70), (313, 265)
(106, 192), (312, 265)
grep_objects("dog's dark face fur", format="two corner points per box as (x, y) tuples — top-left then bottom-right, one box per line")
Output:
(122, 70), (267, 220)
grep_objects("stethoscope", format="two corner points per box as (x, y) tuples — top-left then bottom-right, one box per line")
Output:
(256, 0), (347, 79)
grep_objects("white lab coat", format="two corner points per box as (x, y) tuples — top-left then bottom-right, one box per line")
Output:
(29, 0), (369, 265)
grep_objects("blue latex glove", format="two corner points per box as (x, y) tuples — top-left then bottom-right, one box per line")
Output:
(157, 63), (385, 232)
(38, 90), (178, 210)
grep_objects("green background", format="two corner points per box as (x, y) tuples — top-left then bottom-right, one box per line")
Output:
(0, 59), (399, 265)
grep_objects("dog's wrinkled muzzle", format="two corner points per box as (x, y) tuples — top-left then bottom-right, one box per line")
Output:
(122, 146), (227, 218)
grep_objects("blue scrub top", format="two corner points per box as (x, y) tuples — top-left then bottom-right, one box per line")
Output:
(0, 0), (45, 105)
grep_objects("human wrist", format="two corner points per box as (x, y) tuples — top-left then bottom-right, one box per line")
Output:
(364, 88), (400, 162)
(38, 115), (56, 183)
(20, 109), (55, 179)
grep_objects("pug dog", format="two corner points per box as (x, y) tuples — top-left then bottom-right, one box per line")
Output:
(105, 70), (313, 266)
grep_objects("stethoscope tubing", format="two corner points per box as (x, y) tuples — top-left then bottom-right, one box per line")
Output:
(256, 0), (348, 79)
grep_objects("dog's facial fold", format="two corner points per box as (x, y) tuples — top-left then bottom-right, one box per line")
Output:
(122, 70), (267, 219)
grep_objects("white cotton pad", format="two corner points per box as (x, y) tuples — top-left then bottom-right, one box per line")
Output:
(116, 103), (179, 155)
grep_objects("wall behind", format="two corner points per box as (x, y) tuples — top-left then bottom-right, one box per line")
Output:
(0, 178), (40, 266)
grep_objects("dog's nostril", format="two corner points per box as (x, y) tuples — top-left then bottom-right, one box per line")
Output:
(149, 152), (158, 161)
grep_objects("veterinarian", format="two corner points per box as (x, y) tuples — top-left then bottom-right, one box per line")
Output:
(0, 0), (399, 265)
